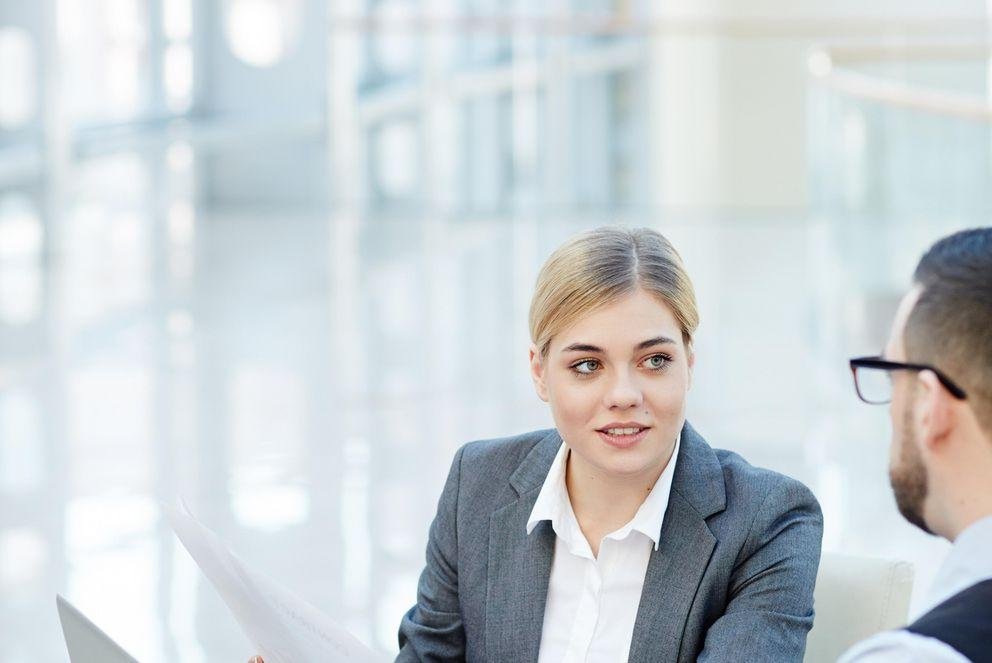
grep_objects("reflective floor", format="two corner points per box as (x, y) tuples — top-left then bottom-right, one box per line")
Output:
(0, 149), (966, 662)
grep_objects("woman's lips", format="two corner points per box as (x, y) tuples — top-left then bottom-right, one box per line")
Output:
(596, 427), (650, 449)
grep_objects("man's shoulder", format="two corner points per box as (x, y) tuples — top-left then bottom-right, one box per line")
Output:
(837, 629), (970, 663)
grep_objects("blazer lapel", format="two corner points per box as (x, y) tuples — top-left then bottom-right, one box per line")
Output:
(627, 422), (726, 663)
(626, 491), (717, 662)
(485, 430), (561, 663)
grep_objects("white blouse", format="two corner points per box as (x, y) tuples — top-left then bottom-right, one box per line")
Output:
(526, 435), (680, 663)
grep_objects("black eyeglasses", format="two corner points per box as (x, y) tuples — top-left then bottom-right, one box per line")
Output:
(848, 356), (968, 404)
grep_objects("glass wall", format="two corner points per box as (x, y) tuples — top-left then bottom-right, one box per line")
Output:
(2, 2), (992, 661)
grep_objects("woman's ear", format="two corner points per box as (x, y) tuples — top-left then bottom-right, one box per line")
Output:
(686, 343), (695, 390)
(529, 344), (549, 402)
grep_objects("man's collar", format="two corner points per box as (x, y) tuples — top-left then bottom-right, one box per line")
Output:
(924, 514), (992, 614)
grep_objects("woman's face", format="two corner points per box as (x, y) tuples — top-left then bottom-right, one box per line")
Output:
(529, 288), (694, 481)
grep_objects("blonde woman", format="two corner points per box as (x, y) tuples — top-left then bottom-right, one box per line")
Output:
(251, 226), (822, 663)
(397, 227), (821, 662)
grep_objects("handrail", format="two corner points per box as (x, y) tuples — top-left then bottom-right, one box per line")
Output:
(818, 41), (992, 64)
(329, 14), (990, 38)
(809, 42), (992, 122)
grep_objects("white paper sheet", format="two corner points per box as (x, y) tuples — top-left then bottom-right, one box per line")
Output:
(166, 502), (385, 663)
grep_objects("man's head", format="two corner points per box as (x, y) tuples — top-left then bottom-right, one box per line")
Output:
(884, 228), (992, 539)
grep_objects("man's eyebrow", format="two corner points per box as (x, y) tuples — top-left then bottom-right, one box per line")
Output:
(560, 336), (677, 354)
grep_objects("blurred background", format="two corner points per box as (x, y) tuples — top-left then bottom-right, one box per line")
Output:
(2, 0), (991, 661)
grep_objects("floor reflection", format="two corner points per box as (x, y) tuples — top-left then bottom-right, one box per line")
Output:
(0, 149), (966, 662)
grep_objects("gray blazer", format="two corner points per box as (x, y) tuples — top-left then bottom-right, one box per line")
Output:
(397, 422), (823, 662)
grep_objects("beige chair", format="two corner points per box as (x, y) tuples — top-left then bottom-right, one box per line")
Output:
(804, 553), (915, 663)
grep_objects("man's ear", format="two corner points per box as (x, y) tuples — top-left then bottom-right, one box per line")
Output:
(915, 369), (954, 452)
(529, 344), (549, 402)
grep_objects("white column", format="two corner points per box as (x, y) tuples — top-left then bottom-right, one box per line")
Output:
(647, 0), (986, 210)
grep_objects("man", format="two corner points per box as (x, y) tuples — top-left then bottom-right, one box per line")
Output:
(841, 227), (992, 662)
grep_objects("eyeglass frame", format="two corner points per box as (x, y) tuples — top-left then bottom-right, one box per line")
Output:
(848, 355), (968, 404)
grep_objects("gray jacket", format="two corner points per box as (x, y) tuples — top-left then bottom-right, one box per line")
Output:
(397, 422), (823, 662)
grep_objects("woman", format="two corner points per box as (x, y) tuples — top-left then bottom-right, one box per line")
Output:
(254, 226), (822, 662)
(396, 227), (822, 662)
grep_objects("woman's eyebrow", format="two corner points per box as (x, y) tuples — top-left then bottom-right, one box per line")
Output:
(636, 336), (677, 350)
(560, 336), (676, 354)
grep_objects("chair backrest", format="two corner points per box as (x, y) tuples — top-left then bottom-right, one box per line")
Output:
(804, 553), (915, 663)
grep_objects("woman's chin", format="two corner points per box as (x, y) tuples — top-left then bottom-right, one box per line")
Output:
(589, 452), (662, 479)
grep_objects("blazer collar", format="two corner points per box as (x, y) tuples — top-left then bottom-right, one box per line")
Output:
(489, 422), (727, 662)
(527, 434), (684, 553)
(628, 421), (727, 662)
(508, 422), (726, 519)
(670, 421), (727, 520)
(508, 428), (562, 496)
(487, 430), (559, 662)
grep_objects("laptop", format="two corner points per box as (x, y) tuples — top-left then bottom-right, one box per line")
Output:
(56, 594), (140, 663)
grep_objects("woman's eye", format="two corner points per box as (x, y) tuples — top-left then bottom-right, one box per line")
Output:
(573, 359), (600, 374)
(645, 354), (670, 370)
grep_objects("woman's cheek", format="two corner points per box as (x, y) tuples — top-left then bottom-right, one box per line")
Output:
(659, 385), (689, 418)
(552, 383), (595, 425)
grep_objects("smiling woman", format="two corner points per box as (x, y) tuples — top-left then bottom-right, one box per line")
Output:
(247, 226), (824, 663)
(529, 289), (693, 548)
(390, 226), (823, 662)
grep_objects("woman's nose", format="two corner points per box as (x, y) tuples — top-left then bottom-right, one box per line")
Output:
(605, 371), (643, 409)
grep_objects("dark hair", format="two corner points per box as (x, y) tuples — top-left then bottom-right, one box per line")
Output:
(905, 227), (992, 432)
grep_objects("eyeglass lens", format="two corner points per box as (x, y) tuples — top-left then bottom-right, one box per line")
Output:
(855, 366), (892, 403)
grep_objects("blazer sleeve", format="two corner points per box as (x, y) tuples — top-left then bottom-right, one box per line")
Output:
(396, 446), (467, 662)
(697, 477), (824, 663)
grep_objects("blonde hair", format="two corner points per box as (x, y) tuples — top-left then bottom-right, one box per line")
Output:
(529, 226), (699, 358)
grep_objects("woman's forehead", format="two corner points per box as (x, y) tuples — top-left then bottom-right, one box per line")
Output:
(553, 293), (683, 352)
(579, 290), (677, 326)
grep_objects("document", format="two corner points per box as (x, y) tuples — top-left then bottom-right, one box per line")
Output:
(167, 502), (385, 663)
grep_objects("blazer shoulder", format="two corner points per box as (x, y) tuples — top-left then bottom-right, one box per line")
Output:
(457, 428), (558, 483)
(714, 447), (820, 514)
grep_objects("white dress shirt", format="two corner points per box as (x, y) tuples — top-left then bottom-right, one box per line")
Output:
(839, 514), (992, 663)
(526, 435), (680, 663)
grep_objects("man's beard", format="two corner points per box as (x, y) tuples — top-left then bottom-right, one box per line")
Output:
(889, 406), (933, 535)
